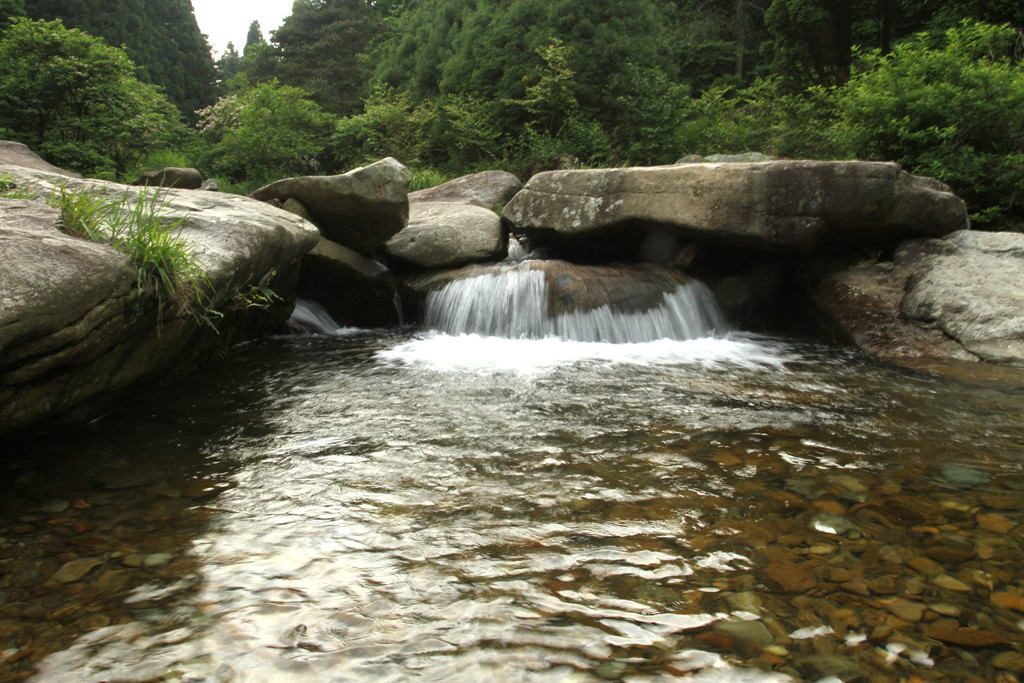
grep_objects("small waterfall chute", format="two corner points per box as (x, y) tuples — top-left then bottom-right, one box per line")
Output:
(286, 299), (358, 336)
(422, 260), (728, 343)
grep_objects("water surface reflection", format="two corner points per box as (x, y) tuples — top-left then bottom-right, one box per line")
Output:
(2, 331), (1023, 681)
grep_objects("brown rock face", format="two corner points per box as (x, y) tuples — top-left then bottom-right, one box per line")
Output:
(761, 560), (817, 593)
(503, 161), (968, 253)
(297, 236), (398, 327)
(812, 230), (1024, 367)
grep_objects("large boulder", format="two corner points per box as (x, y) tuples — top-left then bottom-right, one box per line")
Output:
(250, 157), (411, 256)
(0, 166), (320, 433)
(297, 236), (398, 327)
(0, 140), (81, 177)
(409, 170), (523, 209)
(812, 230), (1024, 366)
(504, 161), (969, 256)
(385, 202), (506, 269)
(133, 166), (203, 189)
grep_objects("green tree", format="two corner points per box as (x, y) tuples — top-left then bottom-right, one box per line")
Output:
(331, 84), (437, 168)
(0, 18), (184, 176)
(244, 20), (265, 55)
(272, 0), (384, 115)
(0, 0), (27, 27)
(24, 0), (216, 119)
(214, 41), (243, 90)
(196, 80), (336, 184)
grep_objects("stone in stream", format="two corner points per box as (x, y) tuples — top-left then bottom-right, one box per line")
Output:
(409, 170), (523, 209)
(50, 557), (102, 584)
(251, 157), (411, 256)
(385, 202), (506, 269)
(762, 561), (816, 593)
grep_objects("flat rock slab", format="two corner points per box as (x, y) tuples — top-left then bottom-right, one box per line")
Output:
(410, 170), (523, 209)
(504, 160), (968, 252)
(385, 202), (505, 269)
(813, 230), (1024, 366)
(251, 157), (411, 256)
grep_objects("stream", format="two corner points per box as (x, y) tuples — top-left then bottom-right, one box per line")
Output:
(2, 295), (1024, 681)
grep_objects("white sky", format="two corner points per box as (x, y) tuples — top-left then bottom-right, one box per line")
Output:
(191, 0), (294, 58)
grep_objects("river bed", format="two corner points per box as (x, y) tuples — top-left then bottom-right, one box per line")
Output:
(2, 328), (1024, 682)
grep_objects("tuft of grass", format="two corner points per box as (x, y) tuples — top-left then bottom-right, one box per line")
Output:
(0, 174), (39, 200)
(49, 183), (208, 324)
(409, 167), (449, 192)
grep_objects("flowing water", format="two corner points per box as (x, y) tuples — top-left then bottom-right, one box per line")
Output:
(2, 279), (1024, 682)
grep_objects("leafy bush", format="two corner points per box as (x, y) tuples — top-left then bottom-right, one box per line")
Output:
(331, 84), (438, 170)
(196, 80), (335, 184)
(835, 21), (1024, 226)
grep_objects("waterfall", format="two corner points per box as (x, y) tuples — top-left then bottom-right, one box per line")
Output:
(423, 261), (728, 343)
(286, 299), (346, 335)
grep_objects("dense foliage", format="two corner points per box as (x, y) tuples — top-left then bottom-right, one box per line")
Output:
(0, 18), (183, 177)
(195, 80), (335, 185)
(11, 0), (216, 118)
(2, 0), (1022, 227)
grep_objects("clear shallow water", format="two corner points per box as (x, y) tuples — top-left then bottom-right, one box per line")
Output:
(1, 330), (1024, 682)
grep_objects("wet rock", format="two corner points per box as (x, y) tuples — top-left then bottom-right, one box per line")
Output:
(51, 557), (101, 584)
(811, 513), (861, 538)
(796, 654), (868, 682)
(40, 500), (70, 514)
(763, 561), (816, 593)
(143, 553), (173, 568)
(725, 591), (763, 615)
(297, 235), (399, 327)
(925, 543), (975, 566)
(907, 555), (945, 578)
(932, 574), (971, 592)
(886, 598), (925, 623)
(713, 619), (774, 653)
(994, 651), (1024, 674)
(924, 626), (1012, 648)
(977, 512), (1015, 534)
(991, 592), (1024, 613)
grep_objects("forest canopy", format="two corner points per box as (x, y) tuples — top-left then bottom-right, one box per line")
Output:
(0, 0), (1022, 227)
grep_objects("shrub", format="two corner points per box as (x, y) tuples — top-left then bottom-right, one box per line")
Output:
(835, 21), (1024, 227)
(196, 80), (335, 184)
